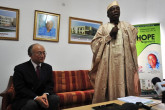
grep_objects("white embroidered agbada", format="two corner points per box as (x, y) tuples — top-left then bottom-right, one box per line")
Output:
(89, 21), (141, 104)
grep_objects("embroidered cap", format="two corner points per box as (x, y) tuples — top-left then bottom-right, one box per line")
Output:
(107, 0), (119, 11)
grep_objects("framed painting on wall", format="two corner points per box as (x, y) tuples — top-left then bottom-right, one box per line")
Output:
(33, 10), (60, 42)
(68, 17), (102, 44)
(0, 6), (19, 40)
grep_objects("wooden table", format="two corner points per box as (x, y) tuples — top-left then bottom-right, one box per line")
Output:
(63, 99), (165, 110)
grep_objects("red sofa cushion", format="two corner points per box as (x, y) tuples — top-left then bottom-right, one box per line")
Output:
(53, 70), (82, 93)
(79, 70), (93, 90)
(57, 89), (94, 107)
(52, 70), (93, 93)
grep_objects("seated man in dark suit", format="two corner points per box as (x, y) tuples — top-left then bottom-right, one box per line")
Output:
(12, 43), (59, 110)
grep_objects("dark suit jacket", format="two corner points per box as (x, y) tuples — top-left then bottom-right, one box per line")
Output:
(12, 60), (54, 110)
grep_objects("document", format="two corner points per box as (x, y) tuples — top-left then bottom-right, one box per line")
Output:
(117, 96), (154, 104)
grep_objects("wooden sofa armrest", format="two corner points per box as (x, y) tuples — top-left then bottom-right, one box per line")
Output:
(0, 76), (13, 96)
(0, 76), (15, 110)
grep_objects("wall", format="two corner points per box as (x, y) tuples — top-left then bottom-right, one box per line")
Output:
(0, 0), (164, 108)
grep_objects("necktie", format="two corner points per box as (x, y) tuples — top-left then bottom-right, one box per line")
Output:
(36, 65), (40, 79)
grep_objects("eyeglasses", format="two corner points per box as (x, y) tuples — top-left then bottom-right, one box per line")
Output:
(33, 51), (47, 56)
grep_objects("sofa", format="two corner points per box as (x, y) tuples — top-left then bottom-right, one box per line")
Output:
(0, 70), (94, 110)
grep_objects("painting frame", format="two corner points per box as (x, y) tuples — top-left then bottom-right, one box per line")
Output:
(68, 17), (102, 44)
(0, 6), (19, 40)
(33, 10), (60, 42)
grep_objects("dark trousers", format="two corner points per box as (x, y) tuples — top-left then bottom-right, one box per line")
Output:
(21, 95), (59, 110)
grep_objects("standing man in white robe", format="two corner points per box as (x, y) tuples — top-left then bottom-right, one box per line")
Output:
(89, 1), (141, 103)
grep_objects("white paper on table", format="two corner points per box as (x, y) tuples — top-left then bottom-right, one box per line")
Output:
(117, 96), (154, 105)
